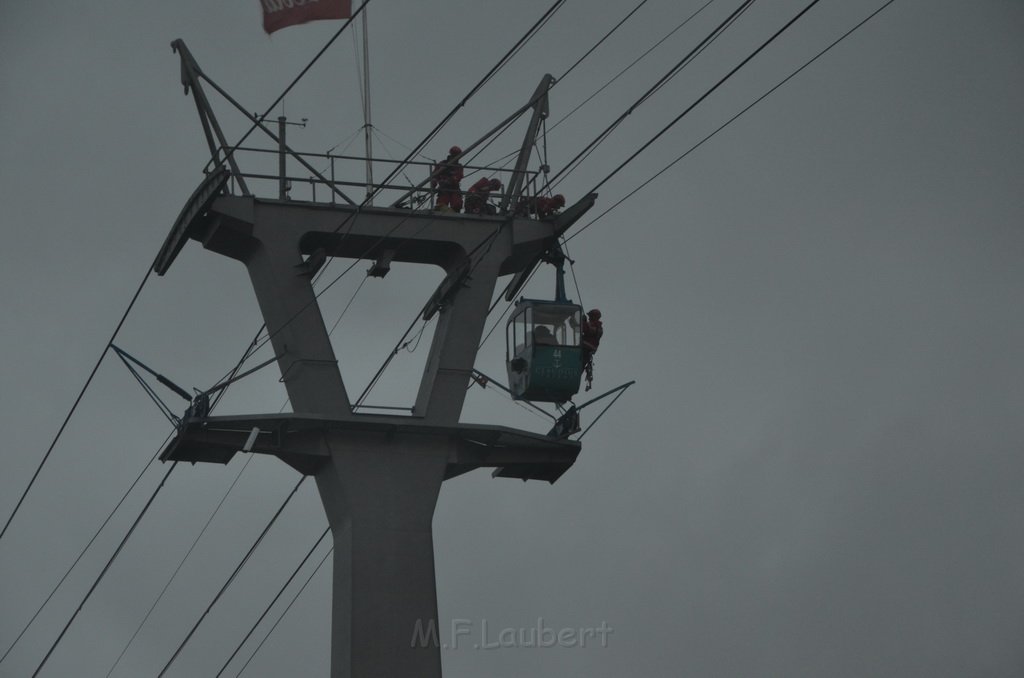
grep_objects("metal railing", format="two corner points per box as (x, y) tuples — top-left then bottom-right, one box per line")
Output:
(210, 144), (542, 214)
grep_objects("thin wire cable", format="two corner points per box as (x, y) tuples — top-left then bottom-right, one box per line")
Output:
(19, 329), (262, 673)
(547, 0), (758, 189)
(590, 0), (827, 195)
(558, 0), (652, 81)
(157, 476), (308, 677)
(235, 544), (334, 677)
(31, 462), (178, 677)
(104, 455), (256, 678)
(567, 0), (898, 245)
(550, 0), (717, 133)
(369, 0), (566, 193)
(0, 441), (165, 667)
(214, 525), (330, 677)
(0, 266), (152, 542)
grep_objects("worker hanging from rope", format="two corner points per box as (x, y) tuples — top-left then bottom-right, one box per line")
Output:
(580, 308), (603, 391)
(430, 145), (464, 212)
(464, 177), (503, 215)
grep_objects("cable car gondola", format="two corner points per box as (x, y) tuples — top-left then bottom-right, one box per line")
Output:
(505, 249), (584, 403)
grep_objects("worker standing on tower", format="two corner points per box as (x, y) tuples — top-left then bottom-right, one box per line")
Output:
(431, 146), (464, 212)
(581, 308), (603, 391)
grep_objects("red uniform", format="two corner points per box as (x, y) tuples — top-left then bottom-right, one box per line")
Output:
(517, 194), (566, 218)
(465, 177), (502, 215)
(431, 147), (464, 212)
(581, 309), (603, 391)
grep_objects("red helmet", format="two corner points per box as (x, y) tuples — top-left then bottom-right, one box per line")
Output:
(587, 309), (602, 319)
(552, 194), (566, 207)
(489, 178), (503, 190)
(449, 145), (462, 156)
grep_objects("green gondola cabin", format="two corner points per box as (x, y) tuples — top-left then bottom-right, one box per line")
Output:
(506, 299), (584, 403)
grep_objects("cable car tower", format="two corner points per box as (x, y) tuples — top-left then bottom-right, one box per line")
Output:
(155, 41), (598, 677)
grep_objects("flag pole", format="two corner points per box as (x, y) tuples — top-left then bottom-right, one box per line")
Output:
(361, 2), (374, 204)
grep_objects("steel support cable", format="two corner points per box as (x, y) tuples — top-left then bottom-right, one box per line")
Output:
(214, 526), (330, 677)
(31, 462), (178, 677)
(550, 0), (717, 134)
(0, 267), (153, 543)
(235, 544), (335, 677)
(156, 476), (308, 678)
(4, 325), (263, 671)
(369, 0), (567, 193)
(589, 0), (827, 198)
(566, 0), (899, 243)
(0, 442), (165, 668)
(103, 455), (256, 678)
(558, 0), (653, 81)
(118, 356), (180, 426)
(546, 0), (758, 191)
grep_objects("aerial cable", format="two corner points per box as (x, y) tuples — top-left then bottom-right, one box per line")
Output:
(104, 454), (257, 678)
(0, 265), (153, 544)
(234, 543), (335, 676)
(561, 237), (585, 308)
(558, 0), (653, 81)
(0, 442), (165, 668)
(370, 0), (567, 193)
(21, 327), (264, 675)
(31, 462), (178, 677)
(327, 274), (370, 336)
(547, 0), (758, 190)
(214, 525), (330, 677)
(550, 0), (717, 134)
(590, 0), (828, 196)
(566, 0), (899, 243)
(157, 476), (308, 677)
(353, 312), (425, 409)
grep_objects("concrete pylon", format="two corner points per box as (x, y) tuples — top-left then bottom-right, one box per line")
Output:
(155, 190), (593, 676)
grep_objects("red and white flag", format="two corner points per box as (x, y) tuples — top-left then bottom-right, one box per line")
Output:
(261, 0), (352, 34)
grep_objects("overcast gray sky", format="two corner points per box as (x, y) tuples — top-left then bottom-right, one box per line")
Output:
(2, 1), (1024, 676)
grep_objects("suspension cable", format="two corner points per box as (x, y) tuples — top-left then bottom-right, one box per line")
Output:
(0, 266), (152, 543)
(157, 477), (308, 677)
(566, 0), (899, 248)
(103, 455), (256, 678)
(214, 526), (330, 677)
(235, 545), (334, 676)
(546, 0), (758, 189)
(31, 462), (177, 677)
(558, 0), (652, 81)
(13, 329), (262, 673)
(550, 0), (717, 134)
(0, 442), (164, 668)
(590, 0), (826, 195)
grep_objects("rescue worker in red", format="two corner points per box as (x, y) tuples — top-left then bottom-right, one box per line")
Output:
(580, 308), (603, 391)
(515, 193), (565, 218)
(533, 194), (566, 218)
(464, 177), (503, 215)
(431, 146), (464, 212)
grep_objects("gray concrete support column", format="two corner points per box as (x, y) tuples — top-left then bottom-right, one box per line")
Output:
(314, 432), (448, 678)
(244, 224), (351, 417)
